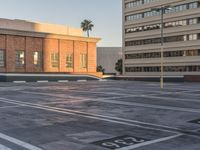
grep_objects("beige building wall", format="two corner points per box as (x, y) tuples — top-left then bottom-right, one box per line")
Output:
(97, 47), (122, 74)
(0, 18), (83, 36)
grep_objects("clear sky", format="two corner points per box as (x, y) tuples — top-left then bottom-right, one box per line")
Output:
(0, 0), (122, 47)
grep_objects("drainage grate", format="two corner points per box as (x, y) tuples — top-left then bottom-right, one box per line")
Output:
(92, 135), (149, 150)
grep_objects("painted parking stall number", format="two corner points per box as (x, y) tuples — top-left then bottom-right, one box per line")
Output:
(92, 135), (149, 149)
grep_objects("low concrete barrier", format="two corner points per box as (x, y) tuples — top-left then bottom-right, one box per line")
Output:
(0, 73), (101, 82)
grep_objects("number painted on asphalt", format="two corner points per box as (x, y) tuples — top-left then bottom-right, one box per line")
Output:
(102, 142), (120, 149)
(93, 135), (149, 149)
(114, 139), (134, 145)
(124, 137), (145, 143)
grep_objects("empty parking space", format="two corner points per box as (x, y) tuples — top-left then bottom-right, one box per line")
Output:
(0, 81), (200, 150)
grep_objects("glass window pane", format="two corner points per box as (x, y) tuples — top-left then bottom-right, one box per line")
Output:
(0, 50), (5, 67)
(16, 51), (25, 68)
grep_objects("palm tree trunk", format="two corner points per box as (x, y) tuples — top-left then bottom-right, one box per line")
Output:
(87, 30), (89, 37)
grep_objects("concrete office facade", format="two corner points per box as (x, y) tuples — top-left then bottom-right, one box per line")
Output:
(97, 47), (122, 74)
(123, 0), (200, 80)
(0, 19), (101, 77)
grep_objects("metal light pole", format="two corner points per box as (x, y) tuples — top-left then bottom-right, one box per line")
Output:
(160, 7), (164, 89)
(152, 6), (172, 89)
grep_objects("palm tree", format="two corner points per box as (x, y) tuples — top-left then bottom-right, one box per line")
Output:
(81, 19), (94, 37)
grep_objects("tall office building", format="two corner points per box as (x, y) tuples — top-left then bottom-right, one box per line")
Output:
(123, 0), (200, 79)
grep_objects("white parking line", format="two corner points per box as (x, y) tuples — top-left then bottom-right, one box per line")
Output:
(116, 134), (183, 150)
(22, 91), (139, 100)
(0, 144), (12, 150)
(13, 81), (26, 83)
(0, 97), (179, 133)
(37, 81), (48, 83)
(141, 95), (200, 103)
(22, 91), (200, 113)
(0, 105), (23, 109)
(61, 89), (180, 96)
(58, 80), (69, 83)
(166, 87), (200, 92)
(0, 133), (43, 150)
(39, 95), (138, 105)
(95, 99), (200, 113)
(77, 80), (87, 82)
(99, 79), (107, 82)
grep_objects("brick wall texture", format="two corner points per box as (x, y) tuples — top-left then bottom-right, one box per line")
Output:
(0, 34), (99, 76)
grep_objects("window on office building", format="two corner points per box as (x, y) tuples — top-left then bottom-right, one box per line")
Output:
(80, 54), (87, 68)
(189, 18), (198, 25)
(189, 34), (198, 40)
(0, 50), (5, 67)
(189, 2), (199, 9)
(51, 52), (59, 68)
(33, 51), (42, 67)
(125, 65), (200, 73)
(16, 51), (25, 68)
(66, 54), (73, 68)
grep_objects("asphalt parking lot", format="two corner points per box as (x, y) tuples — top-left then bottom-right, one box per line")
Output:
(0, 80), (200, 150)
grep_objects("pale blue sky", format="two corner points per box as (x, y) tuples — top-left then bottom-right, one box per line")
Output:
(0, 0), (122, 47)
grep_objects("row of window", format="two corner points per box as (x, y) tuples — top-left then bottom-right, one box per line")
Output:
(125, 34), (200, 47)
(0, 50), (87, 69)
(125, 50), (200, 59)
(125, 2), (199, 21)
(15, 51), (42, 68)
(0, 50), (41, 68)
(50, 53), (87, 69)
(125, 18), (199, 34)
(125, 66), (200, 72)
(125, 0), (159, 9)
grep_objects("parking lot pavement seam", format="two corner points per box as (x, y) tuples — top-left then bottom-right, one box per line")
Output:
(20, 90), (200, 114)
(2, 97), (200, 138)
(21, 91), (200, 114)
(140, 95), (200, 103)
(20, 91), (160, 102)
(0, 97), (179, 134)
(63, 89), (178, 95)
(21, 91), (143, 102)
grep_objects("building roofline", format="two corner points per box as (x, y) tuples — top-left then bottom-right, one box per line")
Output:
(0, 28), (101, 43)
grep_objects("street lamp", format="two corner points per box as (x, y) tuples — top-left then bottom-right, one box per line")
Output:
(151, 6), (173, 89)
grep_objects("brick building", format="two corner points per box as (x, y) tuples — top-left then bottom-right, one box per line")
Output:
(0, 18), (101, 77)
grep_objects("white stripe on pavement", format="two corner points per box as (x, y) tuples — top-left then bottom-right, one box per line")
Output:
(0, 97), (178, 133)
(37, 81), (48, 83)
(0, 106), (24, 109)
(0, 133), (43, 150)
(58, 80), (69, 83)
(116, 134), (183, 150)
(77, 80), (87, 82)
(13, 81), (26, 83)
(0, 144), (12, 150)
(22, 91), (200, 113)
(141, 95), (200, 103)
